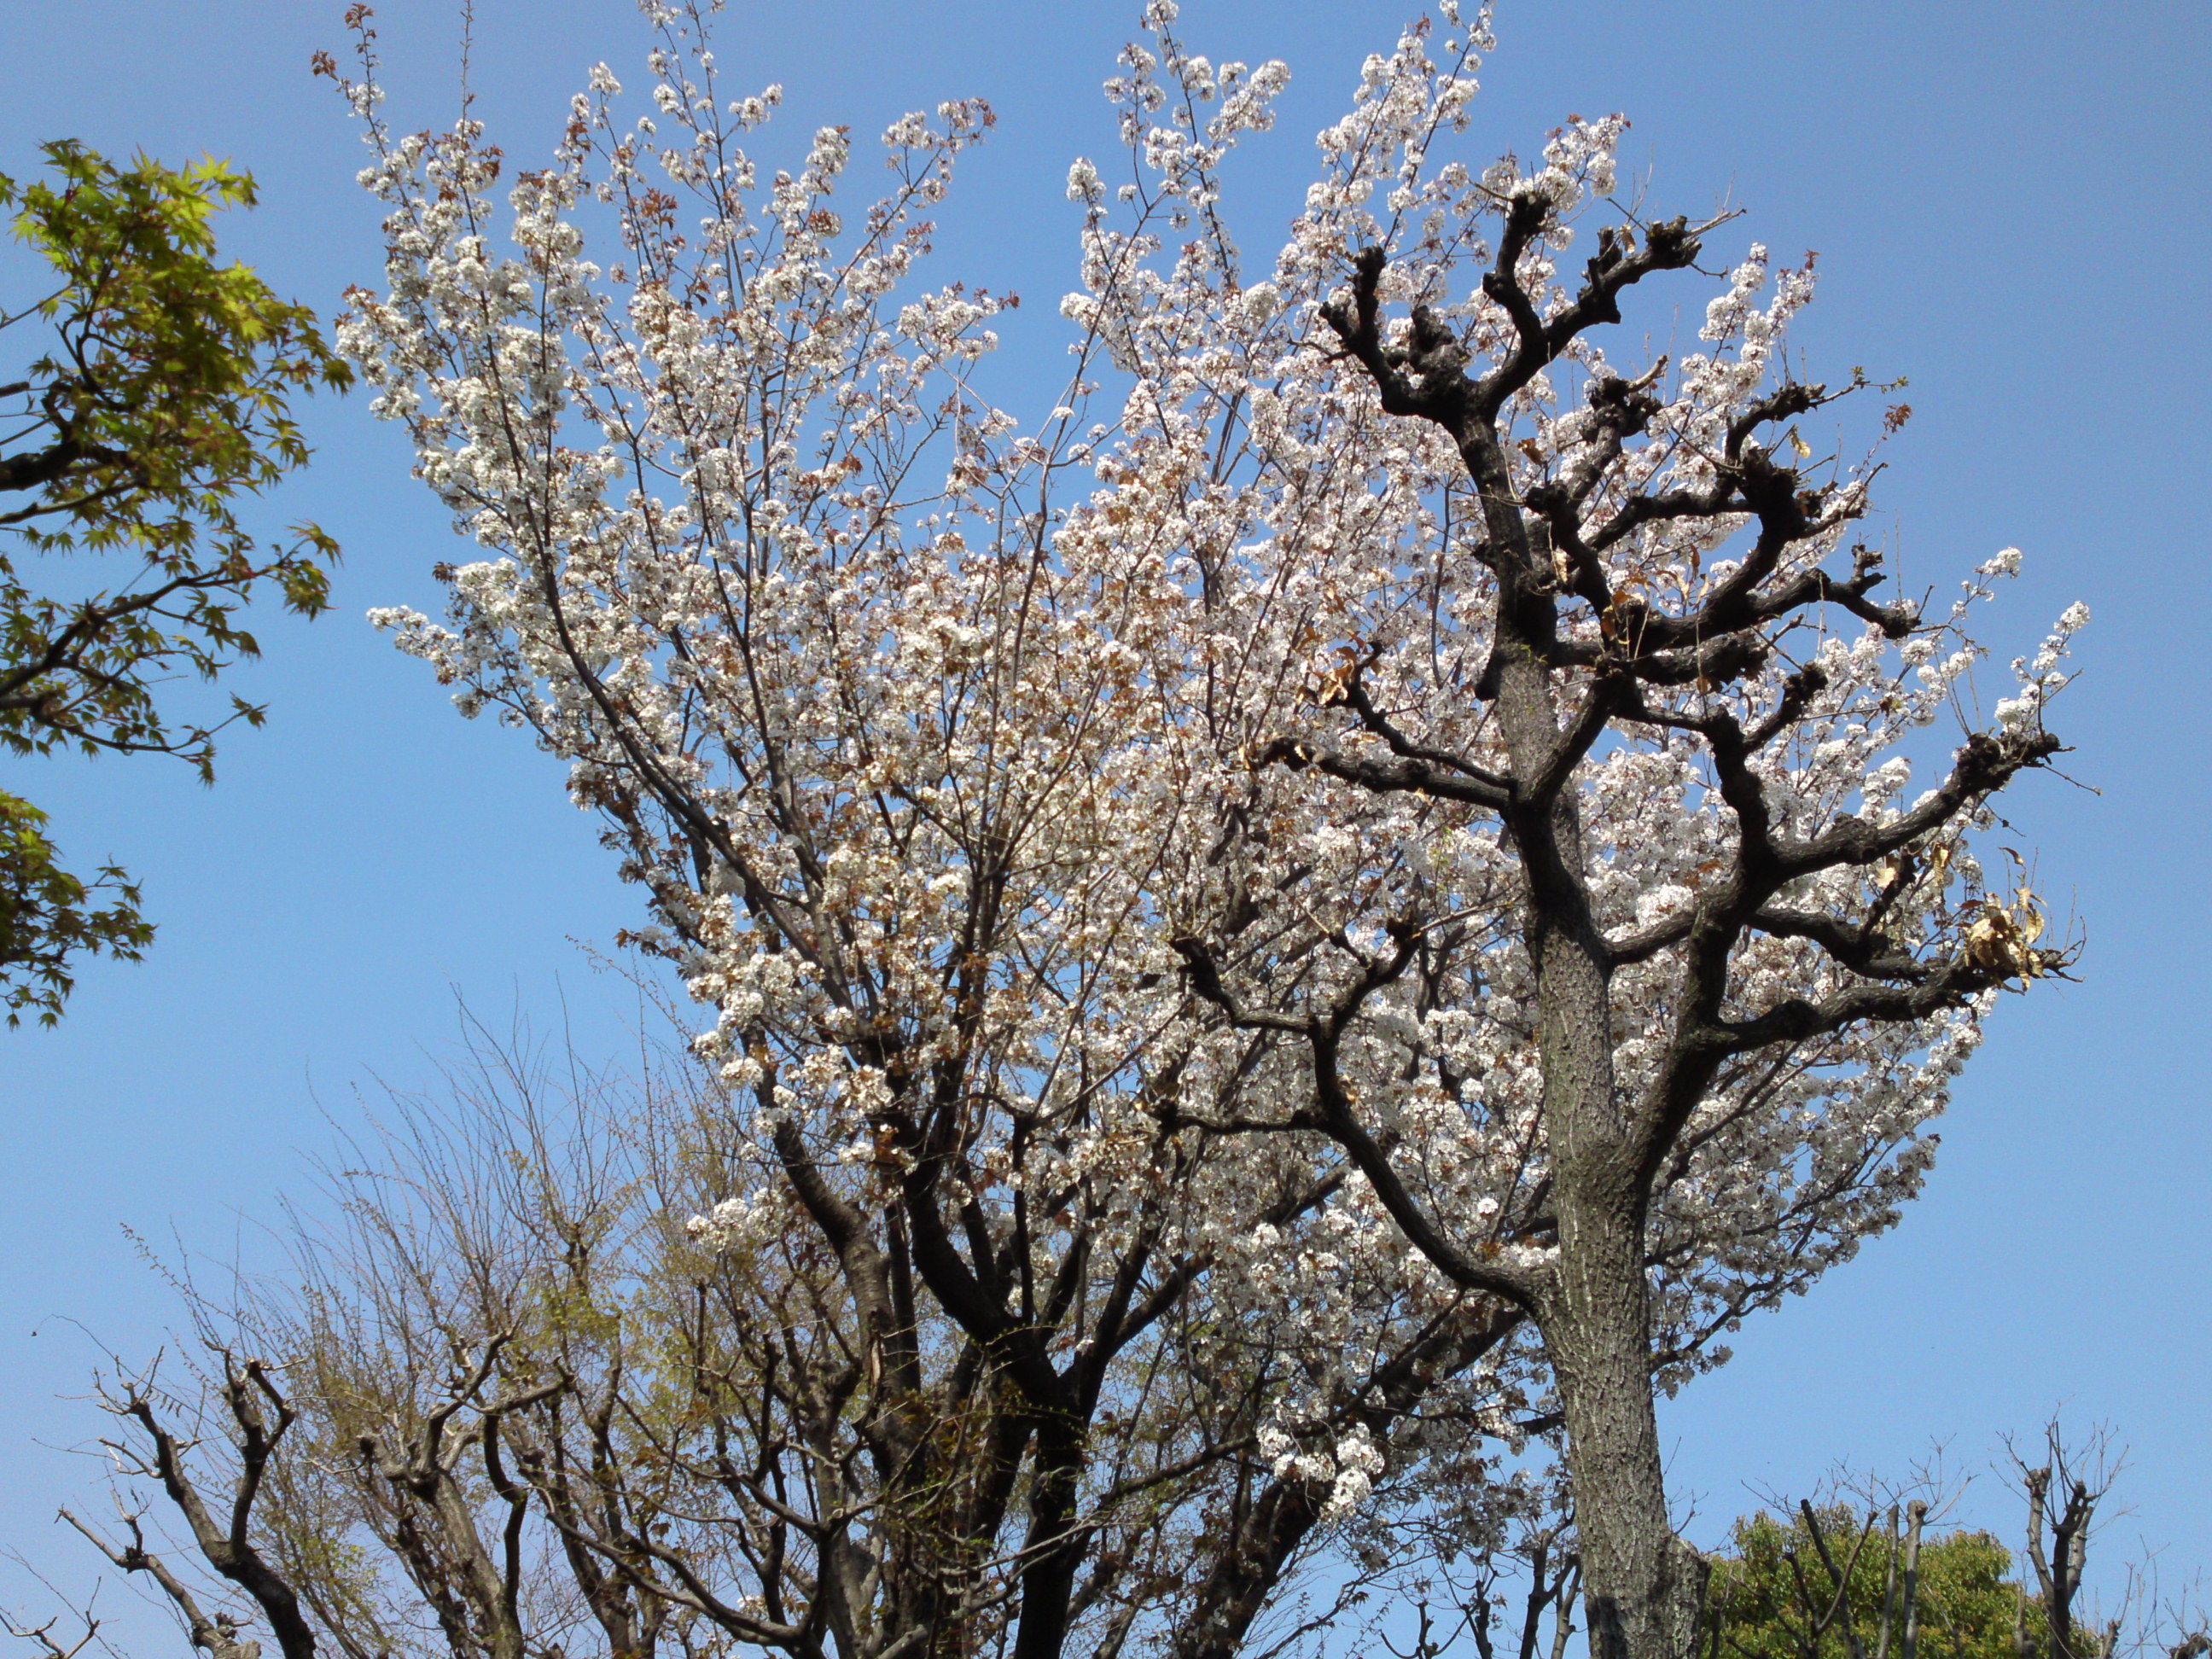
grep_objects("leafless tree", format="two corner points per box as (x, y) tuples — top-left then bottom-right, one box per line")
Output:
(2003, 1425), (2123, 1659)
(16, 1020), (1545, 1659)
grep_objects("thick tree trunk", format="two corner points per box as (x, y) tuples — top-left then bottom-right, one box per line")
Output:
(1009, 1412), (1086, 1659)
(1515, 748), (1703, 1659)
(1541, 1179), (1704, 1659)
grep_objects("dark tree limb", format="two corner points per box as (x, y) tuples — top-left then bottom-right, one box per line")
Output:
(105, 1362), (317, 1659)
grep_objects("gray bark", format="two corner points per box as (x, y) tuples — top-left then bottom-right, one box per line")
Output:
(1541, 1179), (1703, 1659)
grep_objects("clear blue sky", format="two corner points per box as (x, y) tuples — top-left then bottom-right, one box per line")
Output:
(2, 0), (2206, 1639)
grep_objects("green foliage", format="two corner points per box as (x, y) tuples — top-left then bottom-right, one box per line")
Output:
(1709, 1505), (2029, 1659)
(0, 790), (153, 1025)
(0, 139), (349, 1022)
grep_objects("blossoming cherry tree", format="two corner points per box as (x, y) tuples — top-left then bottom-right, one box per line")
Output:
(337, 2), (2081, 1655)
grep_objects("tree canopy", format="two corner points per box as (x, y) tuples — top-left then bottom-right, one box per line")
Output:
(1708, 1508), (2022, 1659)
(0, 139), (348, 1023)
